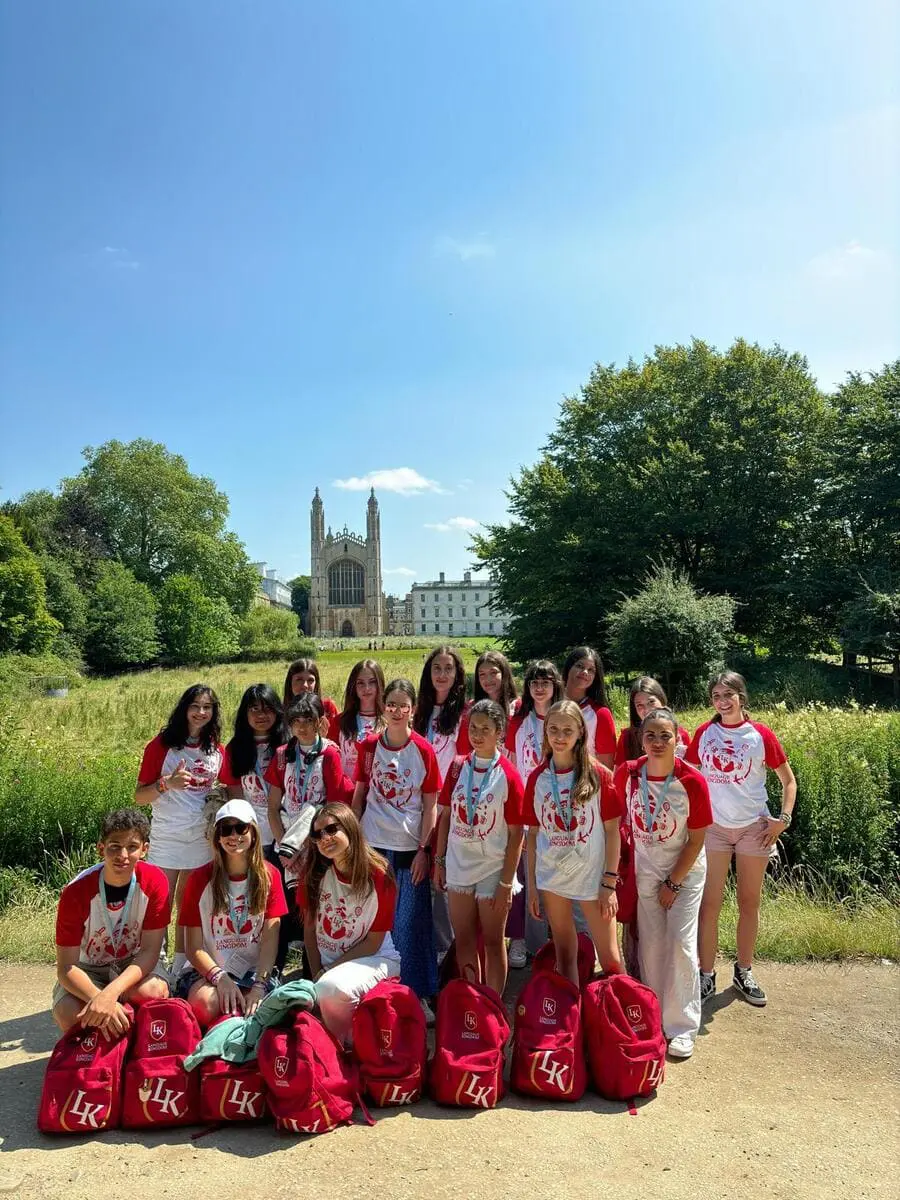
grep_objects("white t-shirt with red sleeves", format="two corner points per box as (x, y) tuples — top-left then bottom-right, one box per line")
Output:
(219, 739), (275, 845)
(264, 739), (348, 821)
(505, 710), (545, 780)
(685, 720), (787, 828)
(614, 757), (713, 883)
(578, 701), (617, 759)
(55, 861), (171, 966)
(299, 865), (399, 968)
(521, 761), (624, 902)
(424, 705), (461, 782)
(355, 731), (442, 852)
(138, 736), (224, 870)
(328, 712), (380, 780)
(438, 753), (526, 887)
(179, 861), (287, 976)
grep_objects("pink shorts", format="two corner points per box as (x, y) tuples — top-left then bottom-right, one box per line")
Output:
(705, 817), (771, 858)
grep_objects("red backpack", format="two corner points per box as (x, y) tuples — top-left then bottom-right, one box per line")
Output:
(510, 969), (586, 1101)
(583, 974), (666, 1101)
(199, 1058), (267, 1123)
(37, 1008), (134, 1134)
(531, 931), (596, 989)
(351, 980), (426, 1106)
(429, 977), (510, 1109)
(121, 998), (202, 1128)
(258, 1011), (361, 1133)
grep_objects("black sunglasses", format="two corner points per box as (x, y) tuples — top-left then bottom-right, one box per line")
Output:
(310, 822), (342, 842)
(219, 821), (250, 836)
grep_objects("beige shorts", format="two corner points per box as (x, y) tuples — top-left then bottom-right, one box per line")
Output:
(51, 958), (170, 1011)
(705, 817), (772, 859)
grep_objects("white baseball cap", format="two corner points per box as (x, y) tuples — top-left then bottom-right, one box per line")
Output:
(214, 799), (258, 827)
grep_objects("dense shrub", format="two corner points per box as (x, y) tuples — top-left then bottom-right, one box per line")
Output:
(85, 561), (159, 671)
(238, 605), (309, 659)
(157, 573), (240, 664)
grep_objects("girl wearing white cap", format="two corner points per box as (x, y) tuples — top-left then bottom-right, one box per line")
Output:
(179, 798), (287, 1026)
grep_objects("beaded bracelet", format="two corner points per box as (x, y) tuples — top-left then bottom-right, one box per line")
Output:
(206, 966), (225, 985)
(663, 876), (683, 894)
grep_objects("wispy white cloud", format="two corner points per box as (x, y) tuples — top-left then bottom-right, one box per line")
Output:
(457, 477), (474, 491)
(434, 234), (496, 262)
(102, 245), (140, 270)
(384, 566), (417, 577)
(423, 516), (480, 533)
(806, 239), (887, 282)
(333, 468), (448, 496)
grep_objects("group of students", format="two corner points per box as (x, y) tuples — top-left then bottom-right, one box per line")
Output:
(53, 647), (796, 1062)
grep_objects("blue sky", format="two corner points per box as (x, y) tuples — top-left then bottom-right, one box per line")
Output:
(1, 1), (897, 594)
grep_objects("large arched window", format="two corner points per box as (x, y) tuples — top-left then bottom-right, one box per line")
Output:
(328, 560), (365, 607)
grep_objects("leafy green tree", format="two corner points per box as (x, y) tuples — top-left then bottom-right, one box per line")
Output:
(61, 439), (256, 615)
(289, 575), (311, 632)
(157, 574), (240, 664)
(841, 586), (900, 700)
(607, 564), (735, 699)
(84, 562), (159, 671)
(474, 339), (829, 660)
(239, 604), (306, 657)
(38, 554), (88, 652)
(0, 515), (61, 654)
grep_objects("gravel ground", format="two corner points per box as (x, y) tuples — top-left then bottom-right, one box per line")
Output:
(0, 961), (897, 1200)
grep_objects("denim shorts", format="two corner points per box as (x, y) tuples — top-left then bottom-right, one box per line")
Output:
(448, 867), (518, 900)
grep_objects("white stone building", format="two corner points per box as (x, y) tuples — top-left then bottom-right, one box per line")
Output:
(252, 563), (293, 609)
(410, 571), (508, 638)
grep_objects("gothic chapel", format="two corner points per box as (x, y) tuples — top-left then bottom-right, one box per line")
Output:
(309, 487), (386, 637)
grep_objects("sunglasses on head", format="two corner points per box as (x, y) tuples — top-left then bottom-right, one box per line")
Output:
(310, 822), (342, 842)
(219, 821), (250, 836)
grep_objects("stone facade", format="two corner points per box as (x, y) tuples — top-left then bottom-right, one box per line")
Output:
(410, 571), (508, 637)
(310, 488), (385, 637)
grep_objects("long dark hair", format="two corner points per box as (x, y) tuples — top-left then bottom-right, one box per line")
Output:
(472, 650), (518, 712)
(708, 671), (750, 724)
(160, 684), (221, 753)
(562, 645), (609, 707)
(519, 660), (563, 718)
(227, 684), (285, 777)
(413, 645), (466, 737)
(283, 657), (323, 712)
(339, 658), (386, 740)
(284, 693), (325, 764)
(297, 802), (392, 919)
(624, 676), (669, 760)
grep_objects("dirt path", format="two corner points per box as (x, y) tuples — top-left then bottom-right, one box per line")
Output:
(0, 962), (897, 1200)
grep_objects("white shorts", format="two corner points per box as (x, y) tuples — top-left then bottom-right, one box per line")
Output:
(147, 831), (212, 871)
(448, 867), (523, 900)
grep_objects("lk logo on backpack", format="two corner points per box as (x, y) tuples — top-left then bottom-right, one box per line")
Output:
(121, 998), (201, 1128)
(511, 969), (586, 1101)
(199, 1059), (267, 1122)
(259, 1011), (361, 1133)
(429, 977), (510, 1109)
(37, 1007), (134, 1134)
(583, 974), (666, 1101)
(352, 979), (426, 1106)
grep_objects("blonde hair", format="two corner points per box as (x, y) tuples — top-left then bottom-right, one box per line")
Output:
(540, 699), (600, 808)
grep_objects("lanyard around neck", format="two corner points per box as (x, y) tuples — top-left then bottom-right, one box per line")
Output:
(98, 873), (137, 957)
(293, 737), (322, 804)
(639, 764), (674, 836)
(465, 753), (499, 825)
(548, 763), (573, 830)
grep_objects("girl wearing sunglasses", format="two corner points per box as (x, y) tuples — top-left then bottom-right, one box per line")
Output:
(179, 799), (287, 1026)
(297, 803), (400, 1043)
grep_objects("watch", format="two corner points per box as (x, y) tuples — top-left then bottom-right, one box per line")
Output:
(777, 810), (792, 827)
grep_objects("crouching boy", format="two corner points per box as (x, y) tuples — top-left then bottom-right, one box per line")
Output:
(52, 807), (171, 1034)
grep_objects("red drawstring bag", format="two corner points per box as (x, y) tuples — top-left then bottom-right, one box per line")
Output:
(121, 998), (201, 1128)
(37, 1007), (134, 1134)
(429, 974), (510, 1109)
(510, 969), (586, 1101)
(583, 974), (665, 1101)
(259, 1011), (364, 1133)
(351, 980), (426, 1106)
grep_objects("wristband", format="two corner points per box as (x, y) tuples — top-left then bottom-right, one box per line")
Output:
(600, 883), (616, 892)
(497, 880), (514, 890)
(434, 855), (446, 867)
(663, 876), (683, 894)
(207, 967), (225, 985)
(603, 870), (619, 880)
(417, 844), (432, 856)
(156, 776), (168, 794)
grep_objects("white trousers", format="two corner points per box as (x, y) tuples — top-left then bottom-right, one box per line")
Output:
(316, 954), (401, 1044)
(636, 864), (705, 1042)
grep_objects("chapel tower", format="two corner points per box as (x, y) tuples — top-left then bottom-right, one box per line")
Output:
(309, 487), (384, 637)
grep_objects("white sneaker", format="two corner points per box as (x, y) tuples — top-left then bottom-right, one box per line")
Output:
(508, 939), (527, 970)
(420, 998), (436, 1027)
(667, 1035), (694, 1059)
